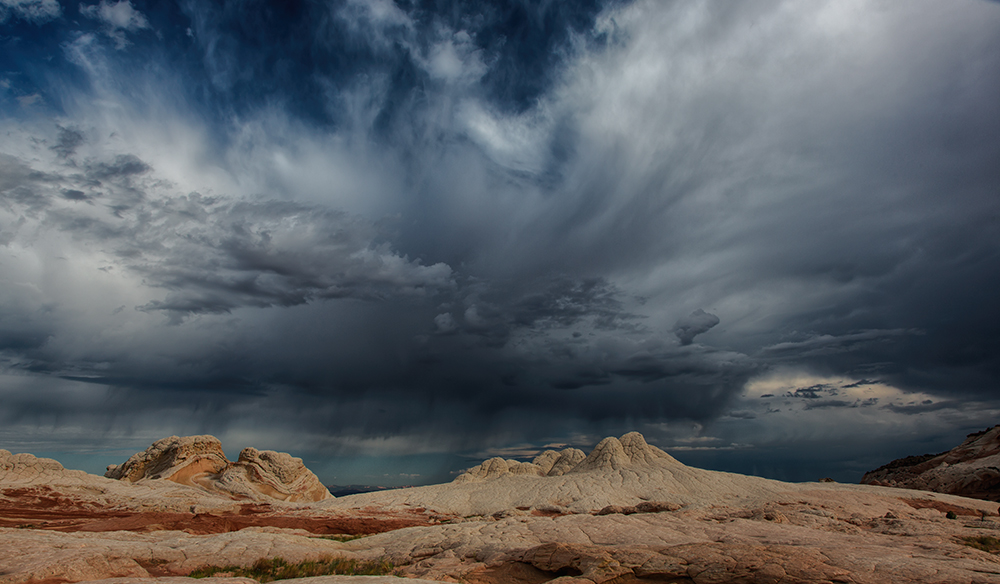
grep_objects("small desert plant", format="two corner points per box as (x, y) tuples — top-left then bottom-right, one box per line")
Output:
(961, 535), (1000, 553)
(315, 533), (369, 542)
(946, 511), (958, 519)
(189, 556), (396, 582)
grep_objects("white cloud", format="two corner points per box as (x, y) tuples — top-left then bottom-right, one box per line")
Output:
(0, 0), (60, 23)
(16, 93), (42, 107)
(80, 0), (150, 49)
(719, 369), (998, 447)
(334, 0), (414, 52)
(423, 29), (487, 85)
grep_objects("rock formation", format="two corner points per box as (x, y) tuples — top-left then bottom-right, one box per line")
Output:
(573, 431), (678, 472)
(215, 447), (332, 502)
(9, 431), (1000, 584)
(105, 436), (331, 502)
(862, 425), (1000, 500)
(454, 432), (674, 483)
(105, 435), (230, 483)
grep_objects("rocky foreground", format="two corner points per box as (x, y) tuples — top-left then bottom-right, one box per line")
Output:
(4, 433), (1000, 584)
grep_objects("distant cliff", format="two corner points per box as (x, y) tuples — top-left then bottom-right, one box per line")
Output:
(862, 426), (1000, 501)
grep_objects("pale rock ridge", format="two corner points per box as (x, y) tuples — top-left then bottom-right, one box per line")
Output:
(620, 431), (676, 464)
(544, 448), (586, 476)
(453, 457), (542, 483)
(571, 436), (632, 472)
(571, 432), (677, 473)
(105, 436), (331, 502)
(532, 450), (561, 475)
(862, 425), (1000, 500)
(454, 432), (677, 483)
(1, 450), (67, 474)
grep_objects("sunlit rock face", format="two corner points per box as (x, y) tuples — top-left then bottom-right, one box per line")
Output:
(105, 435), (331, 502)
(105, 435), (230, 484)
(862, 425), (1000, 501)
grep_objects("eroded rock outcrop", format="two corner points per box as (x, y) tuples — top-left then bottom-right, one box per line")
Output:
(106, 435), (229, 484)
(215, 447), (331, 502)
(454, 432), (677, 483)
(862, 425), (1000, 500)
(105, 436), (331, 502)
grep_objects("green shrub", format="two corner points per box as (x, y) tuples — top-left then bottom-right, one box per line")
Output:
(189, 556), (396, 582)
(961, 535), (1000, 553)
(946, 511), (957, 519)
(315, 533), (369, 542)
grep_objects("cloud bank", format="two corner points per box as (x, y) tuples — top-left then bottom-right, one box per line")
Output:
(1, 0), (998, 484)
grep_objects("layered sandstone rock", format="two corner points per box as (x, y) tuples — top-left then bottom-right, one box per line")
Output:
(105, 436), (331, 502)
(105, 435), (229, 484)
(215, 447), (331, 502)
(862, 425), (1000, 500)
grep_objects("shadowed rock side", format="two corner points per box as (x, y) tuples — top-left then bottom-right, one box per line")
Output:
(862, 425), (1000, 501)
(105, 435), (331, 503)
(455, 432), (675, 483)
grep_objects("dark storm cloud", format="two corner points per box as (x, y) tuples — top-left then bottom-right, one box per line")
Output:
(786, 385), (830, 399)
(883, 400), (965, 415)
(50, 126), (84, 158)
(841, 379), (879, 389)
(1, 0), (1000, 483)
(61, 189), (88, 201)
(761, 330), (914, 358)
(440, 276), (639, 346)
(1, 151), (453, 324)
(86, 154), (151, 180)
(673, 309), (720, 346)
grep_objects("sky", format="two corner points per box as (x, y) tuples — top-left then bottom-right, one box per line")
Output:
(1, 0), (999, 487)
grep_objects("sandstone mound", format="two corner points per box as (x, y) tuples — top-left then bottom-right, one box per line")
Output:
(454, 432), (675, 483)
(862, 425), (1000, 500)
(106, 436), (331, 503)
(1, 450), (72, 477)
(340, 431), (800, 517)
(572, 431), (677, 472)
